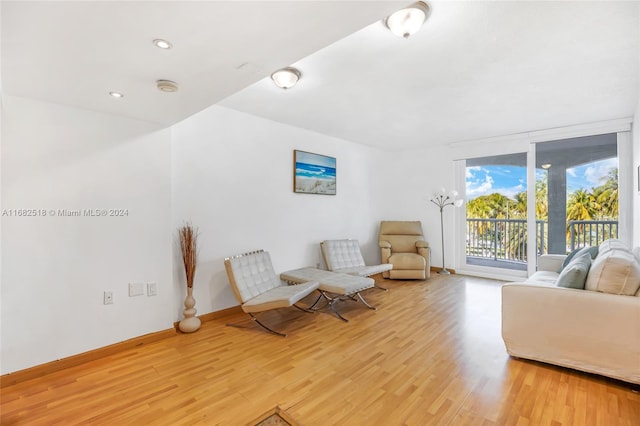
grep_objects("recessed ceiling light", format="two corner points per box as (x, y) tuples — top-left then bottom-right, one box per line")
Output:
(109, 91), (124, 98)
(156, 80), (179, 92)
(153, 39), (172, 49)
(271, 67), (301, 89)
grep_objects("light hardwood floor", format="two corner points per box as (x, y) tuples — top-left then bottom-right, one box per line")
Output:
(2, 275), (638, 425)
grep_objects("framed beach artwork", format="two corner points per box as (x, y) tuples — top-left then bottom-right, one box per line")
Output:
(293, 150), (336, 195)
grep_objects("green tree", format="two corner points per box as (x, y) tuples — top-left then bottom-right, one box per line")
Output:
(593, 168), (618, 219)
(511, 191), (527, 218)
(535, 179), (548, 220)
(566, 188), (601, 242)
(466, 193), (515, 219)
(567, 189), (600, 221)
(466, 196), (493, 219)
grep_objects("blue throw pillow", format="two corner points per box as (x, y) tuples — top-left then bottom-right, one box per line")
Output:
(557, 252), (592, 289)
(562, 245), (599, 270)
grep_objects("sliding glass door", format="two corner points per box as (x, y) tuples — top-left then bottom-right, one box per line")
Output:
(465, 153), (528, 272)
(459, 132), (620, 275)
(535, 134), (618, 255)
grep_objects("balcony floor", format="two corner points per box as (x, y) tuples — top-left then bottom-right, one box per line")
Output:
(466, 256), (527, 271)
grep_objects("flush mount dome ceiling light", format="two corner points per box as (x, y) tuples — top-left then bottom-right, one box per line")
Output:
(156, 79), (179, 92)
(153, 39), (172, 49)
(385, 1), (430, 39)
(271, 67), (301, 89)
(109, 91), (124, 98)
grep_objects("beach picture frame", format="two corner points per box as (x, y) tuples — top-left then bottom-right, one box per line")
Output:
(293, 150), (336, 195)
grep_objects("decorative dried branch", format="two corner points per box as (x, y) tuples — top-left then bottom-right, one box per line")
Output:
(179, 223), (199, 288)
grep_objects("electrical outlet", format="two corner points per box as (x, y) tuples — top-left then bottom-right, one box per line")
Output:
(128, 282), (144, 297)
(147, 282), (157, 296)
(103, 291), (113, 305)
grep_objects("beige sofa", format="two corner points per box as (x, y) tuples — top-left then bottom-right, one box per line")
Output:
(501, 239), (640, 384)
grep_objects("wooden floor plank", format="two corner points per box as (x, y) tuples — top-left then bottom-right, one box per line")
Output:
(2, 275), (638, 425)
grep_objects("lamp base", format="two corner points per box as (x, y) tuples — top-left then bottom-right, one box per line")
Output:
(438, 268), (451, 275)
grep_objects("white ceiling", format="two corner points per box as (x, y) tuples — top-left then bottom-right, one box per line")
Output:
(2, 1), (639, 151)
(1, 0), (402, 125)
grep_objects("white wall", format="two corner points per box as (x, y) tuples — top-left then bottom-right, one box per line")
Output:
(171, 105), (381, 315)
(1, 96), (173, 374)
(634, 100), (640, 247)
(372, 144), (459, 271)
(634, 5), (640, 247)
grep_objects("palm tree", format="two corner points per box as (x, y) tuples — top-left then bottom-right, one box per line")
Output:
(504, 224), (527, 261)
(466, 197), (492, 219)
(512, 191), (527, 218)
(566, 188), (600, 243)
(567, 189), (599, 221)
(535, 179), (548, 220)
(594, 168), (618, 219)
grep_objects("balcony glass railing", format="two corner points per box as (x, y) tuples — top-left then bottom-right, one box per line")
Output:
(466, 219), (618, 264)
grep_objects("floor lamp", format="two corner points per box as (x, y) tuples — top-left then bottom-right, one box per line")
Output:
(430, 189), (464, 275)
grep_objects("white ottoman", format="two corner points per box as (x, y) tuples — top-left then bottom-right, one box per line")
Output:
(280, 267), (376, 322)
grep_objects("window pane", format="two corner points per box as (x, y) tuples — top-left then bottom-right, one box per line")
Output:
(465, 153), (528, 271)
(536, 134), (618, 254)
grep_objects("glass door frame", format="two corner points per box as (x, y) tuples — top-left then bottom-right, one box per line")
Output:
(453, 121), (633, 279)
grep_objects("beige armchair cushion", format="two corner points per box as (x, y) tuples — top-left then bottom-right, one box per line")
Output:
(388, 253), (426, 270)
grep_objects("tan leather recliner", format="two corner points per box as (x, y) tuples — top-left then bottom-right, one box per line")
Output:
(379, 221), (430, 280)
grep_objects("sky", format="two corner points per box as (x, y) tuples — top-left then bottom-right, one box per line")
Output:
(295, 150), (336, 168)
(466, 157), (618, 200)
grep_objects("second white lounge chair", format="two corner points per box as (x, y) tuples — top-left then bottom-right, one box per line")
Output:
(321, 239), (392, 290)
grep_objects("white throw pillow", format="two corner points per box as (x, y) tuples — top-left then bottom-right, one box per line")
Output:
(598, 239), (630, 256)
(585, 248), (640, 296)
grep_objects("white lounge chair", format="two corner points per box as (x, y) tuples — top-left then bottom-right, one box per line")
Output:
(224, 250), (319, 337)
(321, 239), (393, 290)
